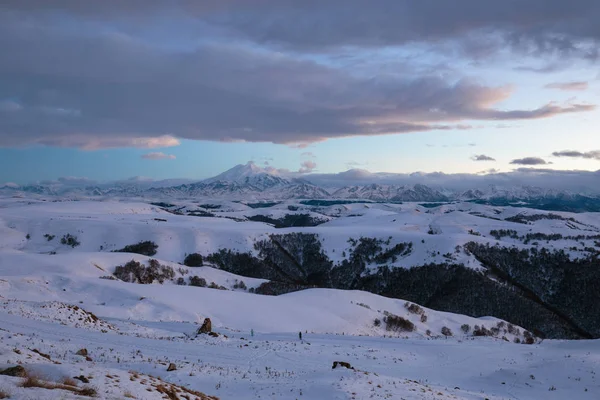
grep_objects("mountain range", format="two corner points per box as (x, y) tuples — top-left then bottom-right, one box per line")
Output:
(2, 162), (600, 210)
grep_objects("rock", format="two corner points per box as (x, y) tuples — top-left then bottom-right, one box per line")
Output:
(197, 318), (212, 334)
(32, 348), (51, 360)
(208, 331), (219, 338)
(75, 348), (88, 356)
(167, 363), (177, 372)
(73, 375), (90, 383)
(332, 361), (354, 370)
(85, 356), (93, 362)
(0, 365), (27, 377)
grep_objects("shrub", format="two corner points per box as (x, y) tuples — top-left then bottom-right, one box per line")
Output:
(176, 277), (186, 285)
(373, 318), (381, 327)
(60, 234), (80, 248)
(233, 280), (247, 290)
(420, 314), (428, 323)
(44, 234), (55, 241)
(523, 331), (535, 344)
(208, 281), (227, 290)
(113, 259), (174, 284)
(384, 314), (415, 332)
(183, 253), (203, 267)
(404, 302), (424, 315)
(507, 323), (516, 334)
(114, 241), (158, 256)
(188, 276), (207, 287)
(473, 325), (492, 337)
(441, 326), (453, 337)
(461, 324), (470, 333)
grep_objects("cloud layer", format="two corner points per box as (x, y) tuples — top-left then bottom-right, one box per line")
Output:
(553, 150), (600, 160)
(545, 81), (589, 91)
(0, 2), (597, 148)
(141, 152), (176, 160)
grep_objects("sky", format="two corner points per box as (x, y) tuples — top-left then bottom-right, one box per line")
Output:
(0, 1), (599, 184)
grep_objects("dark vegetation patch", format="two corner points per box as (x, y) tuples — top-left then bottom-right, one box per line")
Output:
(469, 196), (600, 213)
(60, 234), (80, 248)
(150, 202), (175, 208)
(245, 213), (328, 228)
(491, 229), (600, 244)
(246, 202), (280, 209)
(419, 202), (451, 208)
(186, 210), (216, 217)
(383, 313), (415, 332)
(183, 253), (203, 267)
(113, 259), (175, 284)
(199, 204), (221, 209)
(299, 200), (375, 207)
(203, 232), (598, 339)
(114, 241), (158, 256)
(505, 213), (578, 225)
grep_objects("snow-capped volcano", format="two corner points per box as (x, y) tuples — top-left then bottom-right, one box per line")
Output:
(202, 162), (291, 190)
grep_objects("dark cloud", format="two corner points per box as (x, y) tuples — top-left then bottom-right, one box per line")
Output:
(0, 2), (597, 149)
(545, 81), (589, 91)
(553, 150), (600, 160)
(472, 154), (496, 161)
(510, 157), (548, 165)
(6, 1), (598, 57)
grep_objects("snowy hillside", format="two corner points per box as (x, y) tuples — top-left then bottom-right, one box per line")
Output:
(0, 194), (599, 398)
(1, 246), (599, 399)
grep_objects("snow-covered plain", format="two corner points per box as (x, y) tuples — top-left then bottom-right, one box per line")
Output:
(0, 197), (599, 399)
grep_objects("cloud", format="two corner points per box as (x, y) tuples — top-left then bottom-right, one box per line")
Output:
(472, 154), (496, 161)
(141, 152), (176, 160)
(8, 1), (598, 59)
(552, 150), (600, 160)
(0, 6), (596, 149)
(545, 81), (589, 91)
(510, 157), (547, 165)
(0, 100), (23, 112)
(301, 152), (316, 158)
(299, 160), (317, 173)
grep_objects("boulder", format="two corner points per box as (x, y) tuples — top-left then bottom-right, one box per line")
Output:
(75, 348), (88, 356)
(197, 318), (212, 334)
(0, 365), (27, 377)
(167, 363), (177, 372)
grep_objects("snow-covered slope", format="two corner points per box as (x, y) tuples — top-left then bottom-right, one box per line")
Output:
(0, 195), (599, 399)
(1, 247), (599, 399)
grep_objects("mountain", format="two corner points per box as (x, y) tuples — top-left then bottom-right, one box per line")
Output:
(332, 183), (449, 202)
(2, 163), (600, 210)
(146, 162), (330, 199)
